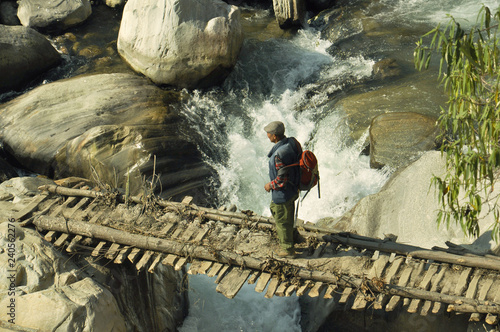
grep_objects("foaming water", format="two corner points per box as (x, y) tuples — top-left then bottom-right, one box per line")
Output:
(179, 274), (301, 332)
(374, 0), (500, 28)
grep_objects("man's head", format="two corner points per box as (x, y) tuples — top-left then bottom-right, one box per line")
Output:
(264, 121), (285, 143)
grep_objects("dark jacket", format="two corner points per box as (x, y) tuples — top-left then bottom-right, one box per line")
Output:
(268, 137), (301, 204)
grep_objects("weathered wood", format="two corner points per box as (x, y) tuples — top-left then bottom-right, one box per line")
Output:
(296, 280), (312, 297)
(114, 246), (131, 264)
(162, 254), (179, 267)
(254, 273), (271, 293)
(148, 254), (163, 273)
(247, 271), (260, 285)
(265, 276), (280, 299)
(216, 268), (251, 299)
(187, 260), (203, 275)
(339, 287), (353, 304)
(408, 263), (439, 313)
(39, 185), (105, 198)
(92, 241), (108, 257)
(275, 281), (289, 297)
(50, 196), (78, 217)
(485, 283), (500, 325)
(136, 251), (154, 270)
(308, 282), (325, 298)
(175, 257), (188, 271)
(13, 193), (49, 221)
(127, 248), (141, 263)
(197, 261), (213, 275)
(105, 243), (121, 260)
(285, 284), (298, 297)
(374, 257), (403, 309)
(215, 265), (230, 283)
(323, 284), (337, 299)
(386, 265), (413, 311)
(192, 228), (209, 243)
(44, 231), (57, 242)
(54, 233), (69, 247)
(66, 235), (83, 253)
(206, 263), (223, 278)
(329, 234), (500, 272)
(420, 264), (449, 316)
(403, 261), (425, 306)
(66, 197), (90, 219)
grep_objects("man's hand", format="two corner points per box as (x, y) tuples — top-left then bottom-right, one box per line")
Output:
(264, 182), (272, 192)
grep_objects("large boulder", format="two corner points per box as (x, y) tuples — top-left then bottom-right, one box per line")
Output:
(0, 73), (212, 199)
(331, 151), (499, 252)
(17, 0), (92, 31)
(369, 112), (439, 169)
(0, 25), (61, 92)
(117, 0), (244, 89)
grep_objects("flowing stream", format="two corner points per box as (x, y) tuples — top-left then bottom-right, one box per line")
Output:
(176, 0), (498, 330)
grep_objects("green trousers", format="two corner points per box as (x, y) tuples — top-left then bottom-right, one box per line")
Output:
(270, 193), (299, 251)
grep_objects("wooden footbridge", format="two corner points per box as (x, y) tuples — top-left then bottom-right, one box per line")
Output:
(11, 182), (500, 326)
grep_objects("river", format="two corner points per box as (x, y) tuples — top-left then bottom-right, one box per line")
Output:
(175, 0), (499, 331)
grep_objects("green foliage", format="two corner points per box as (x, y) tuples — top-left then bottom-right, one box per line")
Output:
(414, 6), (500, 240)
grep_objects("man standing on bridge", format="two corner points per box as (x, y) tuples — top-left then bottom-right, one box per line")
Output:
(264, 121), (301, 258)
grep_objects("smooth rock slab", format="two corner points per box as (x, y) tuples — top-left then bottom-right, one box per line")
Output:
(369, 112), (439, 169)
(0, 73), (210, 197)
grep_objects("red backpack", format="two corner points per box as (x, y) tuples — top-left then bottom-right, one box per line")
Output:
(278, 139), (320, 199)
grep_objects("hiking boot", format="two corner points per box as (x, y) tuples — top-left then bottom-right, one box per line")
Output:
(274, 247), (296, 258)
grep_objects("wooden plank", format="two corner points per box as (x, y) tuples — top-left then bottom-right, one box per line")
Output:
(296, 280), (312, 297)
(254, 273), (272, 293)
(181, 226), (196, 241)
(339, 287), (353, 304)
(446, 267), (473, 313)
(308, 282), (325, 298)
(114, 246), (131, 264)
(187, 260), (204, 275)
(215, 265), (230, 283)
(469, 273), (492, 322)
(158, 223), (176, 236)
(53, 233), (69, 247)
(13, 193), (49, 220)
(354, 254), (390, 310)
(105, 243), (121, 260)
(65, 197), (90, 219)
(420, 264), (449, 316)
(192, 228), (209, 243)
(206, 263), (223, 278)
(136, 251), (154, 271)
(92, 241), (107, 257)
(161, 254), (179, 267)
(247, 271), (260, 285)
(88, 210), (104, 224)
(44, 231), (57, 242)
(171, 226), (185, 239)
(403, 261), (425, 307)
(66, 235), (83, 253)
(285, 284), (298, 297)
(386, 264), (414, 311)
(264, 276), (280, 299)
(175, 257), (188, 271)
(432, 267), (456, 314)
(50, 196), (78, 217)
(352, 291), (369, 310)
(216, 268), (251, 299)
(485, 282), (500, 325)
(374, 257), (404, 309)
(275, 282), (289, 297)
(197, 261), (213, 275)
(148, 254), (163, 273)
(127, 248), (141, 263)
(324, 284), (337, 299)
(407, 263), (439, 313)
(312, 243), (327, 258)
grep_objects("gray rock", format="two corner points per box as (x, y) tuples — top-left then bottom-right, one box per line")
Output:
(0, 1), (20, 25)
(369, 112), (439, 169)
(17, 0), (92, 31)
(272, 0), (306, 29)
(332, 151), (499, 252)
(0, 25), (61, 92)
(0, 158), (18, 184)
(117, 0), (243, 89)
(0, 73), (211, 198)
